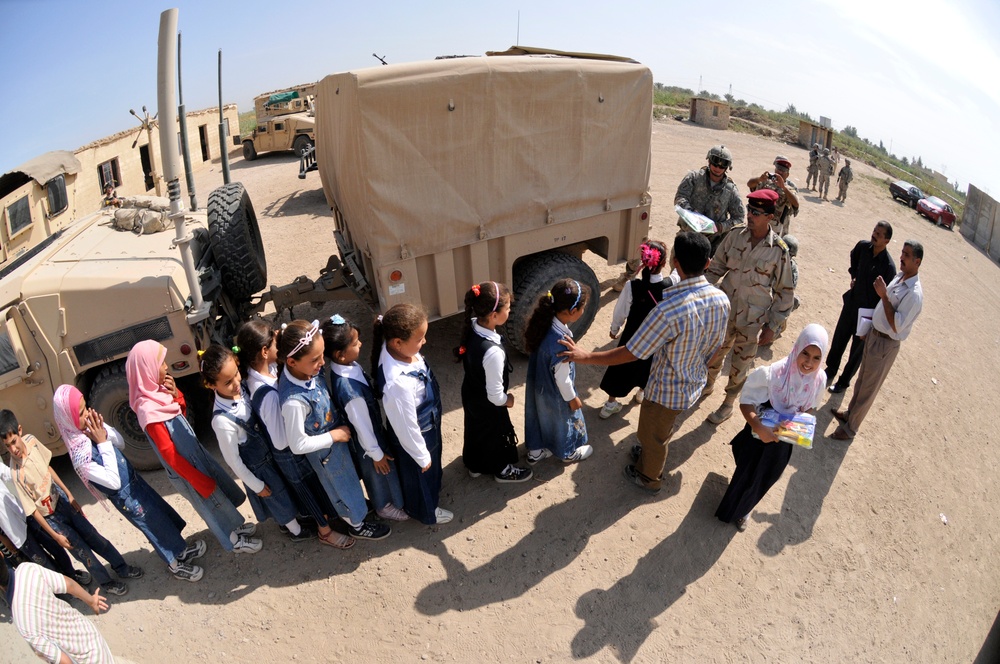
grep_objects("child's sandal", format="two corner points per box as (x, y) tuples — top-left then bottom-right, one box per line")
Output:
(319, 531), (355, 550)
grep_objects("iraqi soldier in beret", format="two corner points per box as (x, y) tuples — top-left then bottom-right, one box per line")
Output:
(702, 188), (796, 424)
(747, 156), (800, 235)
(818, 148), (835, 200)
(806, 143), (821, 190)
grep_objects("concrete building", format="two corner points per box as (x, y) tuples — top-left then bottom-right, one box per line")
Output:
(798, 120), (834, 150)
(689, 97), (729, 130)
(961, 184), (999, 261)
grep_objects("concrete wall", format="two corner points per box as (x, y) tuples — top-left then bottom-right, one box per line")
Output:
(689, 98), (729, 130)
(73, 104), (240, 212)
(961, 184), (1000, 261)
(798, 120), (834, 150)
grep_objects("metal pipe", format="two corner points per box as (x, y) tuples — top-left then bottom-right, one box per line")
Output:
(218, 49), (231, 184)
(177, 31), (198, 210)
(158, 8), (209, 321)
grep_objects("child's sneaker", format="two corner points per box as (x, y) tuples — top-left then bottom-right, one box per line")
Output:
(562, 445), (594, 463)
(376, 505), (410, 522)
(232, 535), (263, 554)
(633, 389), (644, 404)
(72, 569), (92, 586)
(599, 401), (623, 419)
(116, 565), (144, 580)
(526, 449), (553, 465)
(233, 522), (257, 537)
(170, 562), (204, 583)
(347, 520), (391, 540)
(101, 581), (128, 596)
(467, 470), (482, 478)
(494, 465), (533, 483)
(434, 507), (453, 524)
(177, 539), (206, 563)
(286, 526), (317, 543)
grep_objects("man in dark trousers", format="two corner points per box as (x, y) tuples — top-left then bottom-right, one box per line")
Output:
(826, 221), (897, 393)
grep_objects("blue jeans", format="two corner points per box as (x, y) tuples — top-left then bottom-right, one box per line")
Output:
(107, 467), (188, 565)
(21, 518), (76, 576)
(46, 487), (128, 586)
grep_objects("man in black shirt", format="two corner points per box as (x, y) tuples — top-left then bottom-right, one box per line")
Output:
(826, 221), (897, 392)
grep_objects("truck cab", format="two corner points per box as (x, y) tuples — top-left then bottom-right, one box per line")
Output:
(241, 85), (316, 161)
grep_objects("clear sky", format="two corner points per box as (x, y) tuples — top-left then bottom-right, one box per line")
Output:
(2, 0), (997, 194)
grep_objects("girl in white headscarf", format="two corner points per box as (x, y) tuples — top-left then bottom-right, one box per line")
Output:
(715, 324), (829, 531)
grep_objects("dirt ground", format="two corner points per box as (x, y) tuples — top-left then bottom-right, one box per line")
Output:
(3, 120), (999, 663)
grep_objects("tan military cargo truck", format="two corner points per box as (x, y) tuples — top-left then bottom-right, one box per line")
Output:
(241, 84), (317, 161)
(0, 11), (268, 469)
(313, 50), (653, 352)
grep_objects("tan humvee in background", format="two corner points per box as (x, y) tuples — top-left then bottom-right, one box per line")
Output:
(312, 49), (653, 352)
(241, 84), (317, 161)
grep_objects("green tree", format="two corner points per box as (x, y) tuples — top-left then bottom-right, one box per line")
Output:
(842, 125), (858, 138)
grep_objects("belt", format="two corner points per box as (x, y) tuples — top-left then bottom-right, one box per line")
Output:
(871, 328), (892, 340)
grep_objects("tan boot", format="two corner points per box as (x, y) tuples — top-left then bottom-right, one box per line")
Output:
(707, 396), (736, 425)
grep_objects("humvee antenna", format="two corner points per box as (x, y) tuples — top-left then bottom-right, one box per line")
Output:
(129, 106), (161, 196)
(373, 53), (388, 66)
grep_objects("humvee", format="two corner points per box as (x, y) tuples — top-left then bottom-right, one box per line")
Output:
(241, 84), (316, 161)
(0, 11), (269, 469)
(310, 48), (654, 352)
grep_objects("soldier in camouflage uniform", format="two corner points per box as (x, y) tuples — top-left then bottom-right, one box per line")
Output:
(674, 145), (745, 256)
(836, 159), (854, 202)
(818, 148), (834, 200)
(702, 189), (796, 424)
(747, 156), (799, 236)
(806, 143), (821, 190)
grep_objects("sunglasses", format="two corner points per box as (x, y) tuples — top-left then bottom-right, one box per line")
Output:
(709, 156), (730, 169)
(748, 208), (769, 217)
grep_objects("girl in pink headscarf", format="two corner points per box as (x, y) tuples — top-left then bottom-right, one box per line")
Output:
(53, 384), (206, 582)
(125, 340), (261, 554)
(716, 323), (829, 532)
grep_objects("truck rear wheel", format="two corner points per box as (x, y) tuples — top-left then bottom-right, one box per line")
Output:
(293, 135), (313, 158)
(89, 362), (161, 470)
(207, 182), (268, 302)
(242, 140), (257, 161)
(507, 252), (601, 355)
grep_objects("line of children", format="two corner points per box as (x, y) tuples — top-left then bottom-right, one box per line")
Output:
(598, 240), (675, 419)
(1, 410), (143, 596)
(235, 319), (350, 549)
(455, 282), (532, 483)
(322, 315), (410, 522)
(52, 384), (206, 582)
(200, 345), (316, 544)
(523, 278), (594, 464)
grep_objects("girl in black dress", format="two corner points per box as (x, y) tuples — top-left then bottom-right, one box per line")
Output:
(455, 282), (533, 483)
(598, 240), (672, 419)
(716, 323), (829, 531)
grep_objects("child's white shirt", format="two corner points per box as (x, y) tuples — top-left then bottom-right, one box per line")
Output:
(379, 343), (431, 468)
(329, 361), (385, 462)
(550, 319), (577, 402)
(212, 394), (266, 495)
(610, 271), (677, 335)
(247, 365), (288, 451)
(280, 372), (336, 456)
(79, 426), (126, 491)
(472, 319), (508, 407)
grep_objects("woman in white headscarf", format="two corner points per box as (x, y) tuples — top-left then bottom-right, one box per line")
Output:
(716, 324), (829, 531)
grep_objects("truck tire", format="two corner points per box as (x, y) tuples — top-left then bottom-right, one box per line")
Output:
(89, 363), (161, 470)
(293, 135), (313, 158)
(207, 182), (268, 302)
(507, 251), (601, 355)
(242, 140), (257, 161)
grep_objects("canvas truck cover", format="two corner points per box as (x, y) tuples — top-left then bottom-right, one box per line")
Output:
(315, 55), (653, 268)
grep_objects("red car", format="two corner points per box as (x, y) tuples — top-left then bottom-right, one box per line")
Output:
(916, 196), (956, 229)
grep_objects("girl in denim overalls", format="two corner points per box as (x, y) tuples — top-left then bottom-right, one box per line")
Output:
(276, 320), (391, 545)
(373, 304), (452, 525)
(322, 315), (409, 523)
(125, 340), (261, 555)
(53, 384), (207, 582)
(236, 320), (347, 549)
(200, 345), (313, 544)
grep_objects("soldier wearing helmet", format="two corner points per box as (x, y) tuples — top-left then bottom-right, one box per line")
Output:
(818, 148), (835, 200)
(806, 143), (821, 190)
(674, 145), (745, 255)
(836, 158), (854, 203)
(747, 156), (799, 235)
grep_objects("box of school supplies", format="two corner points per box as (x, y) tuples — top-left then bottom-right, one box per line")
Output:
(758, 409), (816, 449)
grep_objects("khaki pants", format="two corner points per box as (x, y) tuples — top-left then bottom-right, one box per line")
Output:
(705, 318), (760, 401)
(843, 330), (900, 436)
(636, 400), (683, 490)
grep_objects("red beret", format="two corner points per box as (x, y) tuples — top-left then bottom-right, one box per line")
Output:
(773, 156), (792, 168)
(748, 189), (779, 204)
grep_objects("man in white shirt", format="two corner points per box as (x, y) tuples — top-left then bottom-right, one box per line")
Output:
(830, 240), (924, 440)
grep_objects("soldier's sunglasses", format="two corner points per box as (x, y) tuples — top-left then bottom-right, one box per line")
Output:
(709, 156), (730, 169)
